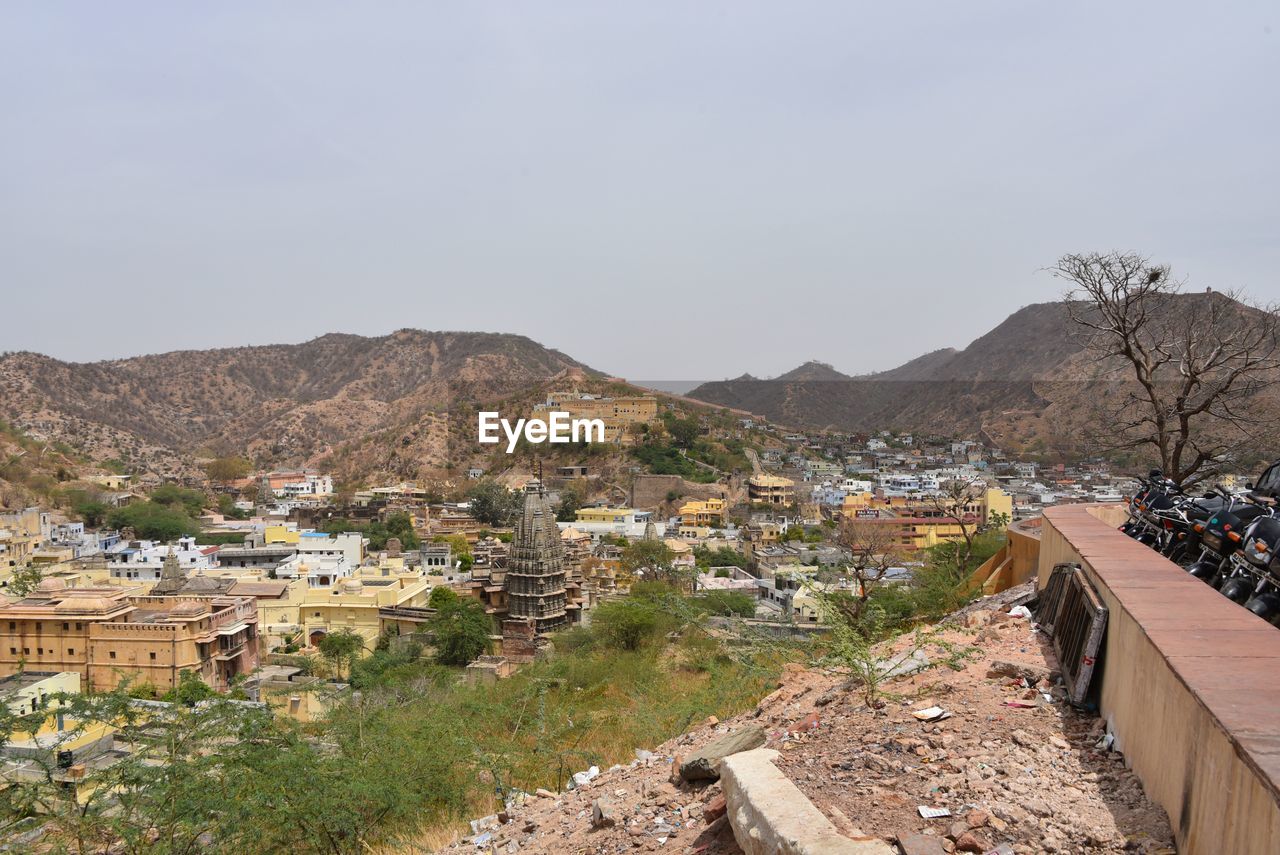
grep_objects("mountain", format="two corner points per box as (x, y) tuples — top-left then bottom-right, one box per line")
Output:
(688, 298), (1280, 455)
(773, 361), (851, 382)
(0, 330), (593, 482)
(687, 303), (1086, 441)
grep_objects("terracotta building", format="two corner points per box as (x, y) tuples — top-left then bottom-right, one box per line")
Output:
(0, 579), (258, 694)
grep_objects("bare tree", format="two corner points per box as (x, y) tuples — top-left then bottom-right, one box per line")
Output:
(922, 479), (984, 575)
(829, 516), (908, 624)
(1054, 252), (1280, 485)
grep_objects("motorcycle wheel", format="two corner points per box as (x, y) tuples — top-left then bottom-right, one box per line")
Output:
(1220, 578), (1255, 605)
(1244, 593), (1280, 625)
(1186, 560), (1220, 583)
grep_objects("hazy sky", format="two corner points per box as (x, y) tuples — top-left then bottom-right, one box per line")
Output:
(3, 2), (1278, 380)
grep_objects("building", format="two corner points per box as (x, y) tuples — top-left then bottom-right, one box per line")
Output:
(1, 670), (80, 716)
(106, 537), (218, 583)
(88, 595), (259, 693)
(679, 498), (727, 527)
(298, 575), (431, 649)
(0, 508), (43, 576)
(531, 392), (658, 445)
(569, 506), (661, 540)
(748, 474), (795, 506)
(0, 579), (259, 694)
(504, 482), (568, 635)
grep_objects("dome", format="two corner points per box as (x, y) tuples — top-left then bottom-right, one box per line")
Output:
(34, 577), (69, 594)
(168, 600), (210, 616)
(340, 579), (364, 594)
(54, 597), (121, 614)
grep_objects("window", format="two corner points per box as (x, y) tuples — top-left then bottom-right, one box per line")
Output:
(67, 648), (74, 655)
(75, 623), (82, 630)
(109, 651), (116, 659)
(150, 652), (156, 660)
(62, 622), (69, 631)
(36, 648), (43, 655)
(8, 648), (14, 655)
(22, 648), (29, 655)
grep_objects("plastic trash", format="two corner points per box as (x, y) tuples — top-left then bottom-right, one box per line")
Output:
(1008, 605), (1033, 619)
(571, 765), (600, 787)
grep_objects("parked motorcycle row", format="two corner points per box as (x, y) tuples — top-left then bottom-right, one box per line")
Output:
(1120, 461), (1280, 625)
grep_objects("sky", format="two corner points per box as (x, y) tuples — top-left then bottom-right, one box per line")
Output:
(3, 2), (1278, 382)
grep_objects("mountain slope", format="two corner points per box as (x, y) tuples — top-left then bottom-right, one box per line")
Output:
(0, 330), (592, 481)
(686, 303), (1080, 440)
(689, 295), (1280, 456)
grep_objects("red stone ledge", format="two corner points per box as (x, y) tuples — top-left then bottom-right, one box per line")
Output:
(1040, 503), (1280, 853)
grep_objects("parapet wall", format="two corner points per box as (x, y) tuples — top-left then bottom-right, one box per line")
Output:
(1039, 504), (1280, 854)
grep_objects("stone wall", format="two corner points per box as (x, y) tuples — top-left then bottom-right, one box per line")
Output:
(1039, 503), (1280, 854)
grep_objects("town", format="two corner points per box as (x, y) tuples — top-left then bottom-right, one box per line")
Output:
(5, 2), (1277, 852)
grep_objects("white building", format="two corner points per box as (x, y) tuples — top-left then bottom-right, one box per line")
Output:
(107, 537), (218, 582)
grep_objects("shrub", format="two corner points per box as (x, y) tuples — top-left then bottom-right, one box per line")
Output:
(433, 599), (491, 666)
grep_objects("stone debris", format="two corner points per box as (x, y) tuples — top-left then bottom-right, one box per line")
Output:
(439, 587), (1175, 855)
(678, 724), (766, 783)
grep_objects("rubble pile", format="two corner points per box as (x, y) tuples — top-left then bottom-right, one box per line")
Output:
(442, 590), (1175, 855)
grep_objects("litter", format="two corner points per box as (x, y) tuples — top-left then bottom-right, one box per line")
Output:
(917, 805), (952, 819)
(1095, 733), (1115, 751)
(1008, 605), (1033, 619)
(473, 831), (492, 847)
(911, 706), (953, 722)
(983, 845), (1015, 855)
(569, 765), (600, 788)
(1001, 700), (1037, 709)
(635, 749), (654, 762)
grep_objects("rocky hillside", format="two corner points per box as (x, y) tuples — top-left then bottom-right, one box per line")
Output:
(0, 331), (593, 482)
(688, 297), (1280, 457)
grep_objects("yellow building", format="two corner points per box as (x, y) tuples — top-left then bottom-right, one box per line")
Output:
(263, 525), (301, 545)
(1, 670), (81, 715)
(575, 507), (641, 525)
(1, 507), (43, 578)
(679, 498), (727, 527)
(531, 392), (659, 445)
(299, 575), (432, 649)
(748, 475), (795, 505)
(840, 486), (1012, 526)
(85, 474), (132, 491)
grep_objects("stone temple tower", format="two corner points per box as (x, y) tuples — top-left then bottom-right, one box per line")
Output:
(505, 480), (568, 634)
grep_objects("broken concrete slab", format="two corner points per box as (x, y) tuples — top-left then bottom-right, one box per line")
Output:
(896, 832), (948, 855)
(678, 724), (767, 782)
(720, 748), (895, 854)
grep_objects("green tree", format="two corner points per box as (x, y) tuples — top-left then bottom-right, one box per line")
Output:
(591, 598), (672, 650)
(6, 563), (43, 597)
(620, 539), (679, 584)
(66, 489), (110, 527)
(150, 483), (208, 516)
(428, 585), (459, 609)
(555, 484), (583, 522)
(203, 456), (252, 485)
(318, 629), (365, 680)
(665, 415), (701, 448)
(432, 599), (490, 666)
(467, 480), (522, 527)
(693, 590), (756, 617)
(108, 502), (200, 541)
(162, 669), (217, 705)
